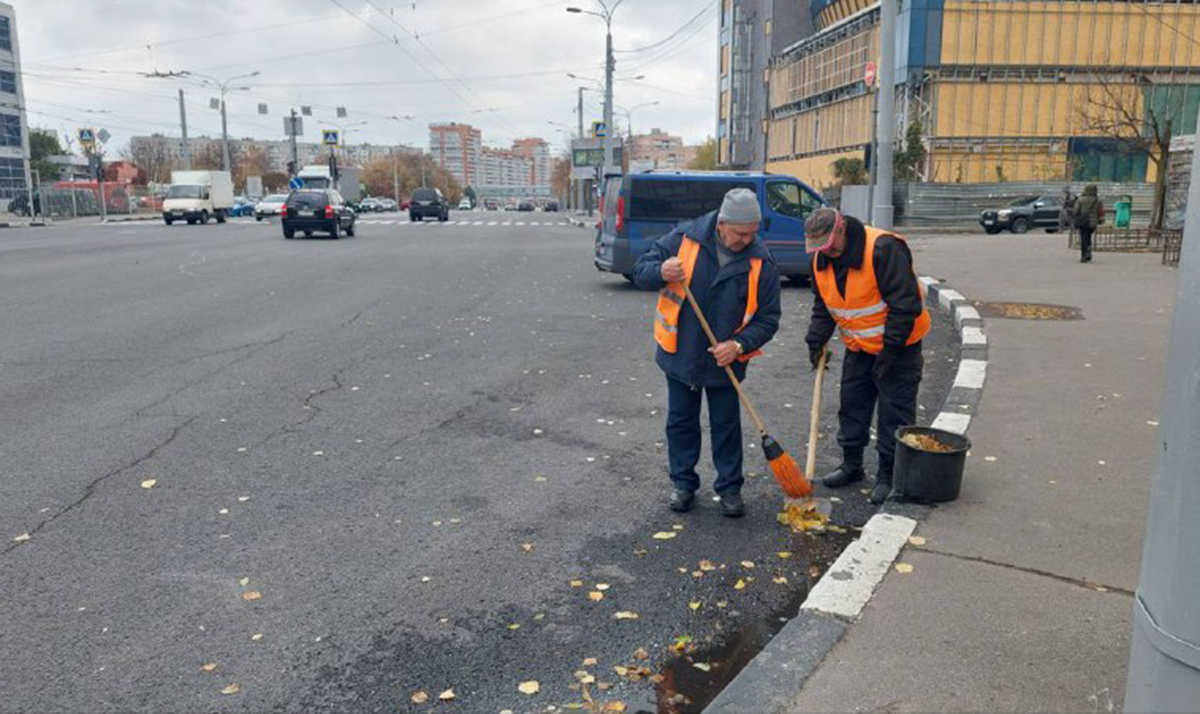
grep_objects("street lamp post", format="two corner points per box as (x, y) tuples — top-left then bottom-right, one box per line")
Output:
(183, 70), (260, 173)
(616, 100), (659, 139)
(567, 2), (626, 178)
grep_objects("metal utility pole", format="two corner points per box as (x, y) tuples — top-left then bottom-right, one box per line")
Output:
(873, 0), (897, 229)
(178, 70), (260, 173)
(392, 154), (400, 204)
(1124, 139), (1200, 712)
(577, 87), (585, 139)
(289, 108), (299, 175)
(178, 88), (191, 169)
(567, 2), (624, 178)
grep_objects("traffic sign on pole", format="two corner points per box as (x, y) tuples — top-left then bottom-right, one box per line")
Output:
(288, 176), (304, 190)
(591, 121), (608, 138)
(78, 128), (95, 145)
(864, 61), (878, 88)
(322, 130), (339, 146)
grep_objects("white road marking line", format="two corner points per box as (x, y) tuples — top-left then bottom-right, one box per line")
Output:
(932, 412), (971, 434)
(515, 221), (525, 226)
(382, 220), (395, 225)
(529, 221), (540, 226)
(473, 221), (484, 225)
(487, 221), (498, 225)
(802, 514), (917, 620)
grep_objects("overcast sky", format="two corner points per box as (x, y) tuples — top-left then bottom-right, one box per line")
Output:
(16, 0), (717, 157)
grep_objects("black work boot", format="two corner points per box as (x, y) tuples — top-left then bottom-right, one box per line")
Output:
(823, 463), (866, 489)
(869, 478), (893, 505)
(718, 492), (746, 518)
(669, 489), (695, 513)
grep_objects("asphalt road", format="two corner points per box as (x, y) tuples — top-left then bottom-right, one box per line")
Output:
(0, 213), (957, 712)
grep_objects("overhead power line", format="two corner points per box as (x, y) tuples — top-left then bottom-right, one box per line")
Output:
(614, 1), (715, 54)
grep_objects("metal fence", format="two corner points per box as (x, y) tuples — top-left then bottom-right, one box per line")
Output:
(894, 181), (1157, 227)
(1, 182), (165, 221)
(1066, 226), (1184, 259)
(1163, 230), (1184, 266)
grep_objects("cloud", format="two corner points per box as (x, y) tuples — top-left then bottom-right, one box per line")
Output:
(18, 0), (717, 156)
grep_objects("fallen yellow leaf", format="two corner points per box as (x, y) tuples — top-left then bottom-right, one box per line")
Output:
(238, 577), (250, 586)
(595, 583), (610, 591)
(605, 703), (626, 712)
(895, 563), (914, 574)
(518, 680), (540, 695)
(652, 531), (677, 540)
(614, 611), (639, 620)
(13, 533), (30, 543)
(242, 591), (262, 601)
(411, 690), (429, 704)
(221, 684), (240, 695)
(438, 689), (455, 701)
(507, 623), (520, 630)
(582, 657), (598, 666)
(250, 633), (263, 641)
(633, 647), (649, 660)
(773, 576), (788, 584)
(693, 662), (712, 672)
(698, 560), (716, 571)
(671, 524), (684, 530)
(777, 551), (792, 559)
(613, 665), (629, 676)
(740, 560), (755, 569)
(200, 663), (218, 672)
(140, 479), (157, 489)
(588, 591), (604, 601)
(689, 601), (701, 611)
(908, 536), (927, 546)
(570, 580), (584, 588)
(734, 579), (746, 590)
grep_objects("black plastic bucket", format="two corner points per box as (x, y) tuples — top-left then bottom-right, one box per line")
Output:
(892, 426), (971, 503)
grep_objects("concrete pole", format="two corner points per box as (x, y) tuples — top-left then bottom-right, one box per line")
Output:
(872, 0), (897, 229)
(1124, 136), (1200, 711)
(392, 154), (399, 203)
(219, 96), (231, 172)
(602, 21), (615, 178)
(288, 109), (299, 175)
(867, 85), (879, 221)
(178, 88), (191, 169)
(578, 87), (585, 139)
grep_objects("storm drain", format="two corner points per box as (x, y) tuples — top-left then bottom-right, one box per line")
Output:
(975, 301), (1083, 321)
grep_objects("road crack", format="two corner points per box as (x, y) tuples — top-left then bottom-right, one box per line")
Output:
(3, 416), (199, 557)
(919, 547), (1134, 596)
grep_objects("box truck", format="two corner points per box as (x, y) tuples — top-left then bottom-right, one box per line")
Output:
(297, 164), (362, 202)
(162, 170), (234, 225)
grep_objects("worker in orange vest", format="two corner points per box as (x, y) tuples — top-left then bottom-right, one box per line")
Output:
(632, 188), (782, 517)
(804, 208), (930, 505)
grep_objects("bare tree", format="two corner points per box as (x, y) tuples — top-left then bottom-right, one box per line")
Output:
(122, 140), (176, 184)
(1077, 73), (1184, 229)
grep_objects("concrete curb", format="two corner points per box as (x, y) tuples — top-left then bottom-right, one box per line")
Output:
(704, 274), (988, 713)
(566, 214), (593, 229)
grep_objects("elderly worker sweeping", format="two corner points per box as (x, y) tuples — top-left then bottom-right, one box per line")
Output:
(632, 188), (781, 517)
(804, 208), (930, 505)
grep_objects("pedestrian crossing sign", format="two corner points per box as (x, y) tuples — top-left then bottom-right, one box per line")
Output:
(322, 130), (339, 146)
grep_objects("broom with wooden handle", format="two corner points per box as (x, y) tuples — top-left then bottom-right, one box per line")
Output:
(681, 282), (812, 499)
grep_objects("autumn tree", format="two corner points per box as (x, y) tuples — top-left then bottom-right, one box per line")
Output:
(360, 153), (462, 203)
(233, 144), (270, 192)
(831, 157), (868, 186)
(551, 154), (571, 201)
(122, 139), (176, 184)
(1077, 74), (1187, 230)
(688, 136), (717, 170)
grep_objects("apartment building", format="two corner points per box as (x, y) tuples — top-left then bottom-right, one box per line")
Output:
(429, 122), (483, 187)
(511, 137), (550, 188)
(628, 128), (697, 171)
(0, 1), (31, 201)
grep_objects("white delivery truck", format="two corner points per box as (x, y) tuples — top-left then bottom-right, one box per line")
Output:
(162, 170), (235, 225)
(297, 164), (362, 202)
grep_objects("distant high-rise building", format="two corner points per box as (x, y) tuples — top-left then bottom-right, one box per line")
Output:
(628, 128), (697, 171)
(429, 122), (482, 187)
(480, 148), (533, 188)
(511, 137), (550, 188)
(0, 1), (31, 201)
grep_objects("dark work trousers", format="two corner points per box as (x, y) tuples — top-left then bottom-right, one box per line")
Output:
(665, 376), (744, 495)
(837, 345), (924, 483)
(1079, 225), (1094, 262)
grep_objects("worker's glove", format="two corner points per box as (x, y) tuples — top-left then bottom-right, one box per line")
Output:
(808, 345), (826, 371)
(872, 350), (897, 382)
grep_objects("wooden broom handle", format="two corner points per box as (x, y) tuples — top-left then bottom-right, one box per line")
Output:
(806, 349), (828, 479)
(680, 282), (768, 435)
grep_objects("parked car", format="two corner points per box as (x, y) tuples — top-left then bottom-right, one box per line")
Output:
(377, 198), (398, 212)
(517, 201), (535, 212)
(400, 198), (412, 211)
(409, 187), (449, 222)
(229, 197), (256, 217)
(359, 197), (384, 213)
(280, 188), (356, 239)
(594, 170), (826, 282)
(484, 199), (500, 211)
(544, 201), (559, 212)
(458, 198), (472, 210)
(254, 194), (288, 221)
(979, 195), (1062, 234)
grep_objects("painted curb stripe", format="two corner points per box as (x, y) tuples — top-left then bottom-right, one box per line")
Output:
(932, 411), (972, 435)
(801, 514), (918, 620)
(953, 358), (988, 390)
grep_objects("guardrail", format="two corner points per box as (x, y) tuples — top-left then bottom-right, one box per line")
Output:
(1066, 226), (1177, 253)
(1162, 230), (1184, 267)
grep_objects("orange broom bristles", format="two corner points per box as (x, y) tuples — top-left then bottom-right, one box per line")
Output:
(763, 434), (813, 498)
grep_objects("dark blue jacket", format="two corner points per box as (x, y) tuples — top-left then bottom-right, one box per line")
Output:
(632, 211), (782, 388)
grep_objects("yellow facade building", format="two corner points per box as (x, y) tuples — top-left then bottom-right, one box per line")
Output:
(766, 0), (1200, 189)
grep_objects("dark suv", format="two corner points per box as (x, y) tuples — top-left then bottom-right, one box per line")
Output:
(281, 189), (356, 239)
(979, 195), (1062, 234)
(409, 187), (449, 222)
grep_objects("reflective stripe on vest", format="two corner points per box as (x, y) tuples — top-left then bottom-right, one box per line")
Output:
(812, 227), (931, 354)
(654, 236), (764, 362)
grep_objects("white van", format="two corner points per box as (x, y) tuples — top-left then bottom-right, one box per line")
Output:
(162, 171), (234, 225)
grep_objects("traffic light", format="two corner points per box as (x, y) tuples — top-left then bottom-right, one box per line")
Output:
(286, 160), (296, 176)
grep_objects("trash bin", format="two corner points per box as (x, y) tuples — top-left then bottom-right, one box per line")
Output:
(1115, 195), (1132, 228)
(892, 426), (971, 503)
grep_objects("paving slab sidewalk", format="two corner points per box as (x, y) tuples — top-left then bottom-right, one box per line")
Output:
(789, 234), (1177, 713)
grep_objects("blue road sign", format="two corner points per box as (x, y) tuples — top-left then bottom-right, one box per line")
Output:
(288, 176), (304, 190)
(322, 130), (339, 146)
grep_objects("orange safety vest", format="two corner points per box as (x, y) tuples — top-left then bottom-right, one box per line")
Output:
(654, 236), (763, 362)
(813, 227), (930, 354)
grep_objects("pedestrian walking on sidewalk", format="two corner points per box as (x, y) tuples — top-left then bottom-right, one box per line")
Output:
(804, 208), (930, 505)
(632, 188), (782, 517)
(1058, 186), (1077, 233)
(1073, 184), (1102, 263)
